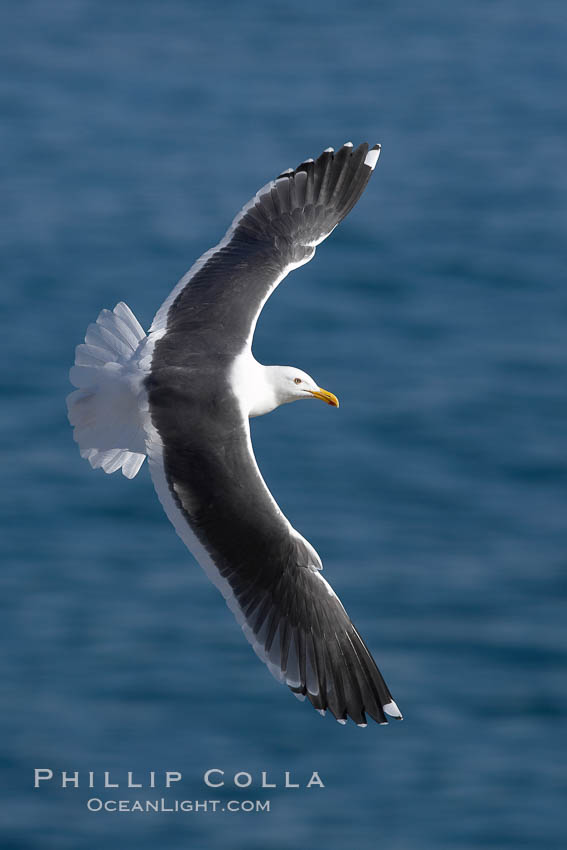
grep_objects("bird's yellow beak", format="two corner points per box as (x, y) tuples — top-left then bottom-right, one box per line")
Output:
(309, 387), (340, 408)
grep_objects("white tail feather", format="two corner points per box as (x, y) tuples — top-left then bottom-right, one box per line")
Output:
(67, 302), (148, 479)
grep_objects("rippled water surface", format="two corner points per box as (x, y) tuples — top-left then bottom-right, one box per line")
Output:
(1, 1), (566, 848)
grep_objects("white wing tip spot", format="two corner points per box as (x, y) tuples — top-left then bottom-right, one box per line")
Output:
(324, 147), (334, 153)
(364, 146), (381, 170)
(317, 709), (326, 716)
(336, 718), (347, 725)
(344, 141), (353, 147)
(383, 700), (402, 719)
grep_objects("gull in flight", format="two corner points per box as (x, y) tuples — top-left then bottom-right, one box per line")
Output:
(67, 142), (402, 727)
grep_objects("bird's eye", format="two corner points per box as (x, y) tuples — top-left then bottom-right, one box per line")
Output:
(294, 377), (302, 384)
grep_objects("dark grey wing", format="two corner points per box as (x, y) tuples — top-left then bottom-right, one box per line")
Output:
(143, 141), (399, 725)
(149, 142), (381, 352)
(145, 370), (400, 726)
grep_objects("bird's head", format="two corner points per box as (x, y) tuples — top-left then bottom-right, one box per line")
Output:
(269, 366), (339, 409)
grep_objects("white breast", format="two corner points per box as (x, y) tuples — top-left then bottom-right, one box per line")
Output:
(230, 349), (278, 418)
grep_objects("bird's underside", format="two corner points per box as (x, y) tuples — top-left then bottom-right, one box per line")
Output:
(67, 142), (402, 726)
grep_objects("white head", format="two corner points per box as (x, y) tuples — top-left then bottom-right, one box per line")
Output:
(250, 365), (339, 417)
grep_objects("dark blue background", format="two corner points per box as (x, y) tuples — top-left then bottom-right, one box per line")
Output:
(1, 1), (566, 847)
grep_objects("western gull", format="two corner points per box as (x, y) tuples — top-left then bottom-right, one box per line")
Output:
(67, 141), (402, 727)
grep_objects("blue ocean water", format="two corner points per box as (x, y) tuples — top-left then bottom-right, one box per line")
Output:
(1, 1), (566, 847)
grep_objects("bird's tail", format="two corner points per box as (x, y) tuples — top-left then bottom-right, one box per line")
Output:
(66, 302), (148, 479)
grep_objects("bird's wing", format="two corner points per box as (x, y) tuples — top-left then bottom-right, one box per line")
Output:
(142, 141), (400, 724)
(149, 142), (381, 351)
(144, 374), (400, 726)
